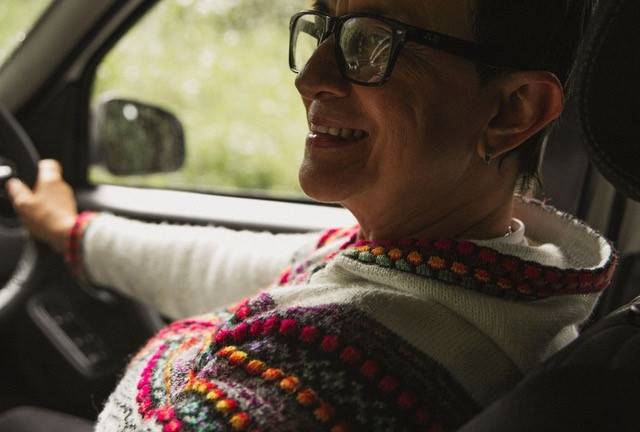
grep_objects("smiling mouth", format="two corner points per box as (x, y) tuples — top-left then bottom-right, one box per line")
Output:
(309, 122), (368, 141)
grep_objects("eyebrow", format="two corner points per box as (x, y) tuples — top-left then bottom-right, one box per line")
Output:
(308, 1), (407, 22)
(310, 0), (331, 13)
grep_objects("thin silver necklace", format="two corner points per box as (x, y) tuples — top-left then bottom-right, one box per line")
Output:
(504, 224), (514, 238)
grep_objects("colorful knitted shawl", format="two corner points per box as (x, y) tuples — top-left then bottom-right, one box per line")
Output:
(94, 199), (617, 432)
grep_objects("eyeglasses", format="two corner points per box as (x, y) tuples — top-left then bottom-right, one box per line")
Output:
(289, 10), (526, 87)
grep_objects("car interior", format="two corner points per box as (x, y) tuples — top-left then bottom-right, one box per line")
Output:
(0, 0), (638, 430)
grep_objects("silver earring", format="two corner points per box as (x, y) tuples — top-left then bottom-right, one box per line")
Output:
(484, 149), (493, 165)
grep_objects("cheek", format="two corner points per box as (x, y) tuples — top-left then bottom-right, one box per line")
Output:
(360, 93), (441, 192)
(393, 59), (483, 152)
(364, 83), (465, 166)
(360, 62), (483, 185)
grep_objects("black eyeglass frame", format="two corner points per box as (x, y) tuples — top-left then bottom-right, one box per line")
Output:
(289, 10), (527, 87)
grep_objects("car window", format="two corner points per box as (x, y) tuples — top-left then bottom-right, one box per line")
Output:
(0, 0), (51, 67)
(91, 0), (309, 199)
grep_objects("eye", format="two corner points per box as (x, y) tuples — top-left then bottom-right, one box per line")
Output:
(342, 20), (392, 61)
(369, 36), (392, 66)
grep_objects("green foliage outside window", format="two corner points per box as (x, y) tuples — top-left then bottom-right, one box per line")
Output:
(92, 0), (310, 198)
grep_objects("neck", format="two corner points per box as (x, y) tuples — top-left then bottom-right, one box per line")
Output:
(346, 190), (516, 242)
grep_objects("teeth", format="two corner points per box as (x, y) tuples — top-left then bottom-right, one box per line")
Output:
(340, 128), (353, 138)
(310, 123), (366, 139)
(315, 124), (329, 134)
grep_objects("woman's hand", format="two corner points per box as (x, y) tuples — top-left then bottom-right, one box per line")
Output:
(5, 159), (78, 254)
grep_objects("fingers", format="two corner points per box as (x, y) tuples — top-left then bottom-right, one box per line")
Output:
(5, 177), (33, 209)
(39, 159), (63, 182)
(5, 159), (65, 213)
(3, 159), (62, 192)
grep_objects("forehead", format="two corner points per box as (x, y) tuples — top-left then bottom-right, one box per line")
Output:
(311, 0), (474, 39)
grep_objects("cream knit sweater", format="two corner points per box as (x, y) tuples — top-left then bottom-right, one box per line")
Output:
(87, 198), (616, 431)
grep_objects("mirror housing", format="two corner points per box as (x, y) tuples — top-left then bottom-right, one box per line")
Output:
(92, 98), (185, 176)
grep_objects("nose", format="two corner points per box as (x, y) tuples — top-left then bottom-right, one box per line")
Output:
(295, 37), (351, 101)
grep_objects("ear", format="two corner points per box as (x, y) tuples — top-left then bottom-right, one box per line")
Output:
(479, 71), (564, 161)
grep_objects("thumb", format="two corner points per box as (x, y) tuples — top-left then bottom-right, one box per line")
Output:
(5, 178), (33, 207)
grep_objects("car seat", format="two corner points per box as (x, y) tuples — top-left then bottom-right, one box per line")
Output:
(459, 0), (640, 430)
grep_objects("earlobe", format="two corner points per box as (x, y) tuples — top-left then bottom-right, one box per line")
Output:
(480, 71), (564, 161)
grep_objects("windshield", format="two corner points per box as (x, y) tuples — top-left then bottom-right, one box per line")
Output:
(0, 0), (51, 66)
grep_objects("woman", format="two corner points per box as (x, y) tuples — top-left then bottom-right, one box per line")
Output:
(6, 0), (613, 430)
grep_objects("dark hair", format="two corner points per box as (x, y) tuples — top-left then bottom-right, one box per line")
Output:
(472, 0), (596, 191)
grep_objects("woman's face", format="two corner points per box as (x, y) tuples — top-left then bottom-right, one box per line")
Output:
(295, 0), (498, 230)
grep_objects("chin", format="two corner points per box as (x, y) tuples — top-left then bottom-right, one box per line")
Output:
(299, 164), (361, 204)
(299, 174), (345, 204)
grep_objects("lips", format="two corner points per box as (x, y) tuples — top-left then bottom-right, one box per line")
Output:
(310, 122), (367, 140)
(306, 114), (370, 150)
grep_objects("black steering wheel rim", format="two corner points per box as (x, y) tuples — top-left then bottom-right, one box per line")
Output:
(0, 105), (39, 210)
(0, 104), (41, 323)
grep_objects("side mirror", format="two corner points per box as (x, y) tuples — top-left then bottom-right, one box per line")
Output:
(92, 98), (185, 176)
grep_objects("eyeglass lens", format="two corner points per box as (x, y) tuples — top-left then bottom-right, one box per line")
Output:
(292, 14), (395, 84)
(292, 14), (325, 74)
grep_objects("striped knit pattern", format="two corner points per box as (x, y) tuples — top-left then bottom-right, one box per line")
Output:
(94, 198), (617, 431)
(99, 294), (477, 432)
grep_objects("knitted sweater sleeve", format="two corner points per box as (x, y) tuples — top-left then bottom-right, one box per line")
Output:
(81, 213), (318, 319)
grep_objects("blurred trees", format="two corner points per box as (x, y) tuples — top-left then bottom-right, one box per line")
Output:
(91, 0), (310, 197)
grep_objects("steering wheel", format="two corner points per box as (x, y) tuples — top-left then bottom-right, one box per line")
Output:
(0, 104), (42, 323)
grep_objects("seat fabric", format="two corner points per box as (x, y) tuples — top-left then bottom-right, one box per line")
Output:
(459, 299), (640, 431)
(0, 406), (93, 432)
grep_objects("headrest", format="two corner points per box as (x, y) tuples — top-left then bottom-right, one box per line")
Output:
(578, 0), (640, 201)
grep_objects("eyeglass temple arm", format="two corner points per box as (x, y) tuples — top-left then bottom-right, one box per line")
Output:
(405, 27), (529, 70)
